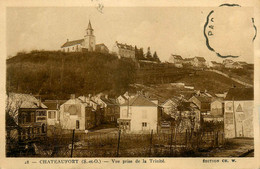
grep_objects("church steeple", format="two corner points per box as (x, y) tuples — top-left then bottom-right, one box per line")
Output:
(84, 20), (96, 51)
(86, 20), (94, 35)
(87, 20), (93, 30)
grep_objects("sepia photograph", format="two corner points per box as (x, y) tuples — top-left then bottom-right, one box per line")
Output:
(3, 2), (258, 163)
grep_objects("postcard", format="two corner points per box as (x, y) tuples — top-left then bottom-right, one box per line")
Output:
(0, 0), (259, 168)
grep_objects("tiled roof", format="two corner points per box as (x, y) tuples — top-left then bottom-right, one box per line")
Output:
(225, 87), (253, 101)
(61, 39), (84, 48)
(8, 93), (47, 109)
(195, 57), (206, 62)
(115, 42), (135, 51)
(100, 97), (117, 105)
(43, 100), (66, 110)
(193, 96), (211, 103)
(121, 94), (157, 107)
(172, 55), (183, 60)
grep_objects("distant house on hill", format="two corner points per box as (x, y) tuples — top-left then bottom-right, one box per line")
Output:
(223, 59), (234, 68)
(112, 41), (135, 59)
(232, 62), (243, 69)
(183, 58), (193, 65)
(192, 57), (206, 67)
(168, 55), (183, 68)
(118, 94), (159, 133)
(61, 20), (97, 53)
(209, 61), (222, 68)
(224, 87), (253, 138)
(95, 43), (109, 54)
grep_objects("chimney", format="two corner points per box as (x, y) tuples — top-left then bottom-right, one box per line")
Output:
(67, 39), (69, 42)
(38, 97), (42, 108)
(70, 94), (75, 99)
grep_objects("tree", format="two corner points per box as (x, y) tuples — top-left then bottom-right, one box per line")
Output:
(153, 51), (160, 63)
(145, 47), (152, 60)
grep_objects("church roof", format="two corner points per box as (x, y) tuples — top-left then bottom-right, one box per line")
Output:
(61, 39), (84, 48)
(87, 20), (93, 30)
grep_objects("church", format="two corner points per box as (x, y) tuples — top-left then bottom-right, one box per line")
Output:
(61, 20), (108, 53)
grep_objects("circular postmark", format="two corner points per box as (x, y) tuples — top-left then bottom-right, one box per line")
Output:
(204, 4), (257, 58)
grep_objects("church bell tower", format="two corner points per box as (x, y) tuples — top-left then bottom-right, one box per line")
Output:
(84, 20), (96, 51)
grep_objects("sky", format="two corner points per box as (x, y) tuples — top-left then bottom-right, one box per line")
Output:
(6, 7), (254, 63)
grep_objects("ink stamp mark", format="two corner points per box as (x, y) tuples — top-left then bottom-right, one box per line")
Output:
(204, 4), (257, 58)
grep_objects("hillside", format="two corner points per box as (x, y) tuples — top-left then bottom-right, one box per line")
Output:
(6, 51), (136, 99)
(6, 50), (252, 100)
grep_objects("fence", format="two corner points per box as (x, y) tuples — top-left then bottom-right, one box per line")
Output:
(6, 128), (225, 157)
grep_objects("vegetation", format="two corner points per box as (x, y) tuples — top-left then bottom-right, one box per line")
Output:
(6, 50), (136, 99)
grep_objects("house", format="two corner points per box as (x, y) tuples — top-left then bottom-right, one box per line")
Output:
(223, 59), (234, 68)
(232, 62), (243, 69)
(118, 94), (159, 133)
(8, 93), (48, 141)
(59, 95), (98, 131)
(99, 96), (120, 123)
(168, 55), (183, 68)
(204, 97), (224, 122)
(95, 43), (109, 54)
(160, 98), (179, 116)
(209, 61), (222, 68)
(116, 95), (128, 105)
(238, 61), (247, 66)
(189, 95), (211, 115)
(224, 87), (253, 138)
(112, 41), (135, 59)
(61, 20), (96, 52)
(192, 57), (206, 67)
(43, 100), (66, 126)
(183, 58), (193, 65)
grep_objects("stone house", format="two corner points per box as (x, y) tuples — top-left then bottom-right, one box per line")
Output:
(192, 57), (206, 67)
(168, 55), (183, 68)
(59, 95), (99, 131)
(224, 87), (253, 138)
(189, 95), (211, 115)
(112, 41), (135, 59)
(118, 94), (159, 133)
(43, 100), (66, 126)
(8, 93), (48, 141)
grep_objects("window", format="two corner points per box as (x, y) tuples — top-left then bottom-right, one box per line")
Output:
(48, 111), (56, 119)
(142, 122), (147, 127)
(67, 48), (69, 52)
(72, 47), (74, 50)
(76, 120), (80, 129)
